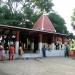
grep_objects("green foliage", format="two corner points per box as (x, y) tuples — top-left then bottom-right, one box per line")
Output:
(71, 8), (75, 30)
(69, 33), (75, 39)
(0, 5), (23, 26)
(71, 8), (75, 22)
(32, 0), (54, 13)
(49, 13), (68, 34)
(0, 5), (12, 19)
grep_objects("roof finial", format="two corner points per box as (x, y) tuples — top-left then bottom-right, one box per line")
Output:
(43, 9), (47, 15)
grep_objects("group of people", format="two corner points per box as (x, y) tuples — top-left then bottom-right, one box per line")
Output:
(0, 41), (70, 61)
(0, 43), (15, 61)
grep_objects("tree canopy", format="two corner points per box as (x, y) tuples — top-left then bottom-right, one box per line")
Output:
(49, 13), (68, 34)
(71, 8), (75, 29)
(0, 0), (69, 34)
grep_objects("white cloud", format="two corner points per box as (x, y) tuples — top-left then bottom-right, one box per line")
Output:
(53, 0), (75, 34)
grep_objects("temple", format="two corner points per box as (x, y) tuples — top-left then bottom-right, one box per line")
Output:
(0, 14), (68, 58)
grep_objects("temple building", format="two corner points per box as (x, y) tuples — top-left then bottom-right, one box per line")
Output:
(0, 14), (68, 58)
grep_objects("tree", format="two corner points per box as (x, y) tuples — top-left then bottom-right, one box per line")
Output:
(49, 13), (68, 34)
(68, 33), (75, 39)
(20, 0), (42, 28)
(0, 0), (68, 34)
(71, 8), (75, 29)
(0, 5), (23, 26)
(32, 0), (54, 13)
(0, 0), (2, 6)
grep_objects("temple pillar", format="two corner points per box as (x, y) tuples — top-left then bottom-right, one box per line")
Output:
(51, 43), (55, 50)
(62, 44), (65, 50)
(62, 37), (65, 50)
(52, 35), (55, 50)
(38, 34), (43, 55)
(59, 41), (62, 50)
(15, 31), (20, 54)
(31, 42), (34, 52)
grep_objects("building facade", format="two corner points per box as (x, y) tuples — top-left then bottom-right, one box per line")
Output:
(0, 14), (68, 58)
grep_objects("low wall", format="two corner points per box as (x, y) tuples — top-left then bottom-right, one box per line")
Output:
(22, 50), (65, 58)
(46, 50), (65, 56)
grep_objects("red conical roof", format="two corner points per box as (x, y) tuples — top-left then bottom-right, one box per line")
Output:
(33, 14), (56, 32)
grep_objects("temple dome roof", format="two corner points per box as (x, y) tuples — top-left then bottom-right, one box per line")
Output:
(33, 14), (56, 32)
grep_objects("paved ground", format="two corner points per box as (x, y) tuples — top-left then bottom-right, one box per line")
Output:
(0, 57), (75, 75)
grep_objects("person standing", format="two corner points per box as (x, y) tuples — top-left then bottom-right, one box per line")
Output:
(9, 44), (15, 60)
(0, 43), (5, 61)
(65, 43), (69, 57)
(19, 46), (24, 56)
(42, 45), (46, 57)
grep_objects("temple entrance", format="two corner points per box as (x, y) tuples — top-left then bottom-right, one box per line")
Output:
(42, 34), (53, 48)
(47, 34), (53, 44)
(20, 31), (30, 53)
(20, 31), (39, 53)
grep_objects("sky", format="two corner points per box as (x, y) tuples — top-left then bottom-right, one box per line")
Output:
(53, 0), (75, 35)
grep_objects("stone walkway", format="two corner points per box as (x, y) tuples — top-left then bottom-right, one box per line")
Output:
(0, 57), (75, 75)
